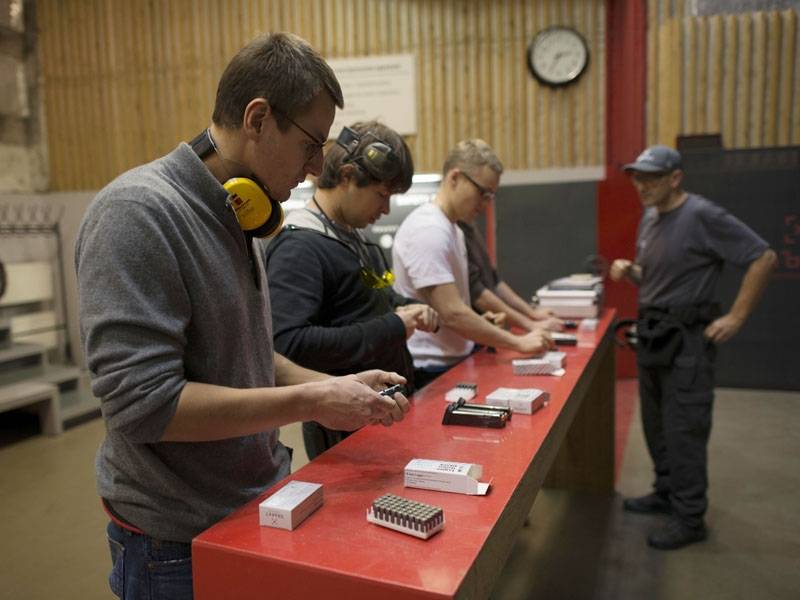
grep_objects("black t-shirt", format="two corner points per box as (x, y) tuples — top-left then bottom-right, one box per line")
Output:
(265, 227), (415, 384)
(458, 221), (499, 305)
(636, 194), (769, 307)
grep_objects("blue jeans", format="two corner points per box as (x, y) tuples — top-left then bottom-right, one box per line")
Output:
(106, 521), (193, 600)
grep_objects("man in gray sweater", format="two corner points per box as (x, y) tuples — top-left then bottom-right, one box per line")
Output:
(75, 33), (408, 600)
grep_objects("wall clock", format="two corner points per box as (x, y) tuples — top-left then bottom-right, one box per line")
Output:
(527, 26), (589, 87)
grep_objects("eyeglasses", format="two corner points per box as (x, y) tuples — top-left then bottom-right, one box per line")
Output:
(273, 108), (327, 164)
(460, 171), (496, 200)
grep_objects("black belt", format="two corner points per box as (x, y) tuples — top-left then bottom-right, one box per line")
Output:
(638, 302), (720, 326)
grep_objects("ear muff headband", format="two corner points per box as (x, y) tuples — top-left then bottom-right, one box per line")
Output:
(336, 126), (400, 181)
(223, 177), (284, 238)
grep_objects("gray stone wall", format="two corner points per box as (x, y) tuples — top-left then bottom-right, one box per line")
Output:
(0, 0), (47, 192)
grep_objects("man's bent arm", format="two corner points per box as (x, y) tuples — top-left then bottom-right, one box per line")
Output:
(420, 283), (538, 351)
(474, 287), (538, 331)
(705, 249), (777, 343)
(274, 352), (330, 386)
(161, 380), (319, 442)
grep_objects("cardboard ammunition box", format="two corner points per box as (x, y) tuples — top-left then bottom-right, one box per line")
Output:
(259, 481), (323, 531)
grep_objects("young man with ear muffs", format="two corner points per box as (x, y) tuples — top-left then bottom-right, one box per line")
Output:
(75, 33), (409, 600)
(264, 120), (439, 460)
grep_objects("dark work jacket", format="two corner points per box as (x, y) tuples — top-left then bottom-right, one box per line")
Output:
(264, 224), (415, 388)
(637, 303), (720, 368)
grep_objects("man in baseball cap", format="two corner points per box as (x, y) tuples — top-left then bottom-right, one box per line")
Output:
(610, 144), (776, 550)
(624, 144), (682, 173)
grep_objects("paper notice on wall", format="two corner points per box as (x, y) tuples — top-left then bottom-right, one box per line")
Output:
(327, 54), (417, 136)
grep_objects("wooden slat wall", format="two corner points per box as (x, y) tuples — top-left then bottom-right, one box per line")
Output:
(37, 0), (606, 191)
(647, 4), (800, 149)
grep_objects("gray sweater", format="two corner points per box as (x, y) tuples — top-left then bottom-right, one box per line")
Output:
(75, 143), (289, 542)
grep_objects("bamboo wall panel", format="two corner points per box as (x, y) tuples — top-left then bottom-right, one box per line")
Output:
(37, 0), (606, 191)
(647, 6), (800, 149)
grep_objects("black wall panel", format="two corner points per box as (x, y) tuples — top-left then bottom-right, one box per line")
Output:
(680, 141), (800, 390)
(495, 182), (598, 301)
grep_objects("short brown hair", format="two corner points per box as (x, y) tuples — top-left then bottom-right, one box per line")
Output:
(212, 32), (344, 130)
(442, 139), (503, 178)
(317, 121), (414, 194)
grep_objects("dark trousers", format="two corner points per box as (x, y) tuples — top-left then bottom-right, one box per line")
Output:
(302, 421), (352, 460)
(413, 365), (450, 389)
(637, 329), (715, 528)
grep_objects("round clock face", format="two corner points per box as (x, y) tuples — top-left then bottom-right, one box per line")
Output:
(527, 26), (589, 86)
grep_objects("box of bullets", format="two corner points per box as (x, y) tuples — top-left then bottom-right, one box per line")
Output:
(485, 387), (549, 415)
(259, 481), (323, 531)
(512, 358), (565, 376)
(444, 382), (477, 402)
(366, 493), (445, 539)
(404, 458), (490, 495)
(543, 351), (567, 369)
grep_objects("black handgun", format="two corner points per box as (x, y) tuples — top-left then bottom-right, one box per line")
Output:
(380, 384), (408, 398)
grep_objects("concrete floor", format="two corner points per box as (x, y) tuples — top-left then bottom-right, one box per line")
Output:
(0, 385), (798, 599)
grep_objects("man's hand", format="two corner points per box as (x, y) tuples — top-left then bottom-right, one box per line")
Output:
(704, 313), (745, 343)
(514, 329), (555, 356)
(354, 369), (406, 392)
(531, 307), (555, 320)
(610, 259), (633, 282)
(481, 310), (507, 328)
(395, 304), (440, 338)
(312, 373), (409, 431)
(356, 370), (412, 427)
(356, 369), (411, 427)
(536, 316), (564, 331)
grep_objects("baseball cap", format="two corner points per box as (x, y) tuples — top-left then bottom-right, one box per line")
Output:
(623, 145), (682, 173)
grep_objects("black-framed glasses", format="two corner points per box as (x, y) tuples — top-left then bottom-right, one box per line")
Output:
(273, 108), (326, 163)
(460, 171), (496, 200)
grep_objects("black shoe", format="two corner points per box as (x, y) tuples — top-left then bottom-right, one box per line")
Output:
(623, 493), (672, 515)
(647, 518), (707, 550)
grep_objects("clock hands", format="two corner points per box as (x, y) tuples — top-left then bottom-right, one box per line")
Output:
(550, 51), (566, 71)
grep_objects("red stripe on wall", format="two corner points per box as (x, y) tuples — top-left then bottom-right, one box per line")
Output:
(599, 0), (648, 377)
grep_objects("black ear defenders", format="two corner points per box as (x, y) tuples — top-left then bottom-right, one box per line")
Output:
(188, 129), (284, 238)
(336, 126), (400, 181)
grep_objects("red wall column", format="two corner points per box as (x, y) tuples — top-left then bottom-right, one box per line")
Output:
(598, 0), (647, 377)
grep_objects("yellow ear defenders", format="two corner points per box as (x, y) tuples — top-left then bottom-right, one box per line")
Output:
(189, 129), (284, 238)
(223, 177), (284, 238)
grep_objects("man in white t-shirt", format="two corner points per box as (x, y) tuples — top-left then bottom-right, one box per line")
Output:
(392, 139), (553, 387)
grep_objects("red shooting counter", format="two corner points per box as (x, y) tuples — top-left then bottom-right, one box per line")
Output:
(193, 309), (616, 599)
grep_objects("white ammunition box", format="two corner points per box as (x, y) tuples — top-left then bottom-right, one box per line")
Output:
(259, 481), (323, 531)
(544, 351), (567, 369)
(485, 387), (549, 415)
(512, 358), (565, 376)
(404, 459), (490, 495)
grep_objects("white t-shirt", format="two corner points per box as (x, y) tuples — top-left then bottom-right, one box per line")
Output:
(392, 202), (474, 367)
